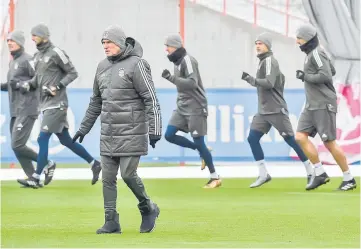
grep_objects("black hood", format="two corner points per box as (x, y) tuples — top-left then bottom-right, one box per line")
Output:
(107, 37), (143, 62)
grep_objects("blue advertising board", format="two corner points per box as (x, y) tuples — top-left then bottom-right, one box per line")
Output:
(1, 88), (306, 162)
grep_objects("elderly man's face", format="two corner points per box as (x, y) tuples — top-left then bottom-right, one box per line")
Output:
(255, 41), (268, 55)
(102, 39), (121, 56)
(7, 39), (20, 52)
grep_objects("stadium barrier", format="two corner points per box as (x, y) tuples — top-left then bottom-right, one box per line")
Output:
(1, 87), (359, 164)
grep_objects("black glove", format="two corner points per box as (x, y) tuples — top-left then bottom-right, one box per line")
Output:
(296, 70), (305, 81)
(241, 71), (256, 86)
(241, 71), (250, 80)
(161, 69), (171, 80)
(10, 80), (19, 90)
(72, 130), (85, 143)
(149, 134), (161, 148)
(17, 81), (30, 94)
(42, 85), (55, 96)
(54, 82), (65, 90)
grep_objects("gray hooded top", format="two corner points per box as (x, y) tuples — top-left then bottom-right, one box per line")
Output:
(254, 51), (288, 115)
(1, 31), (39, 117)
(29, 41), (78, 111)
(79, 37), (162, 157)
(297, 24), (337, 111)
(252, 33), (288, 115)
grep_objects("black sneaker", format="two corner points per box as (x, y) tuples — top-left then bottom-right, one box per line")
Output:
(337, 178), (357, 191)
(140, 204), (160, 233)
(91, 160), (102, 185)
(44, 161), (56, 185)
(306, 172), (330, 190)
(96, 211), (121, 234)
(17, 177), (41, 189)
(19, 181), (44, 188)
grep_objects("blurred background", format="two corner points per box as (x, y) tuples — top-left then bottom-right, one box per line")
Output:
(0, 0), (360, 165)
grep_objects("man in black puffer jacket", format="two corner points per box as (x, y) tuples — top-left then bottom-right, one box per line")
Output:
(73, 25), (162, 234)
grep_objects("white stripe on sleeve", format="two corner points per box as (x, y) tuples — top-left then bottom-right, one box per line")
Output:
(138, 60), (161, 136)
(184, 55), (194, 75)
(53, 47), (69, 64)
(266, 57), (271, 75)
(312, 50), (323, 68)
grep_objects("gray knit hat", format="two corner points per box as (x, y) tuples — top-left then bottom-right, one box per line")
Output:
(31, 23), (50, 39)
(7, 30), (25, 47)
(101, 25), (126, 50)
(164, 34), (183, 48)
(296, 23), (317, 42)
(255, 32), (272, 50)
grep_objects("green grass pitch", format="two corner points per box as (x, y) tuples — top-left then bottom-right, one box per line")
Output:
(1, 177), (360, 248)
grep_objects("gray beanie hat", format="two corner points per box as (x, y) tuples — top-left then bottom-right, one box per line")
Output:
(164, 34), (183, 48)
(101, 25), (126, 50)
(7, 30), (25, 47)
(296, 23), (317, 42)
(255, 32), (272, 50)
(31, 23), (50, 39)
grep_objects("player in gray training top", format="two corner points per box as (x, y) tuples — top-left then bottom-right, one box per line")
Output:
(241, 32), (313, 189)
(17, 23), (101, 189)
(161, 33), (221, 189)
(295, 23), (356, 191)
(1, 30), (53, 186)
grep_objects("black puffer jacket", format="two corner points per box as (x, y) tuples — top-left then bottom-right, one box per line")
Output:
(79, 38), (162, 156)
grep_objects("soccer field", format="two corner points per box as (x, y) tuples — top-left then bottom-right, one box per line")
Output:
(1, 177), (360, 248)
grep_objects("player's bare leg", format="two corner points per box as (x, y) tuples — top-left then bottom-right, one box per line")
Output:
(324, 141), (356, 191)
(295, 132), (320, 164)
(323, 141), (348, 172)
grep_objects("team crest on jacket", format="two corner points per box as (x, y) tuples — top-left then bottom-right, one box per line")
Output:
(14, 62), (18, 70)
(44, 56), (50, 63)
(118, 68), (125, 77)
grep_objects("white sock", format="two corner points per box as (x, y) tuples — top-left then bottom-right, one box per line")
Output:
(314, 162), (325, 176)
(302, 160), (313, 175)
(343, 170), (353, 181)
(90, 160), (95, 166)
(256, 159), (268, 178)
(32, 173), (40, 179)
(210, 172), (219, 179)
